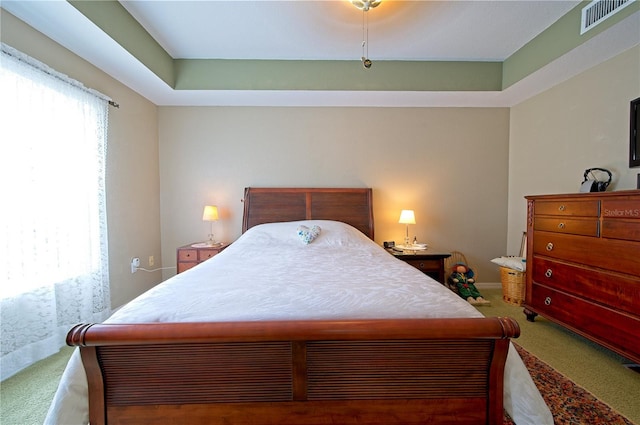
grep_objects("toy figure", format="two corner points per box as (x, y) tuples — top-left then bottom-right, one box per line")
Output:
(449, 263), (490, 306)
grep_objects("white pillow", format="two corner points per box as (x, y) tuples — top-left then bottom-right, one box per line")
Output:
(302, 220), (375, 246)
(241, 220), (370, 247)
(491, 256), (526, 272)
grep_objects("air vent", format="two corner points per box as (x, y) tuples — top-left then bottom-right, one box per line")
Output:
(581, 0), (634, 34)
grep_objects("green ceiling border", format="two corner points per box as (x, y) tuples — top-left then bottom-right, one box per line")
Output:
(174, 59), (502, 91)
(503, 0), (640, 89)
(68, 0), (175, 86)
(68, 0), (638, 93)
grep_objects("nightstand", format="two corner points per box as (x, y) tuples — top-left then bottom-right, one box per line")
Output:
(386, 248), (451, 284)
(177, 242), (230, 274)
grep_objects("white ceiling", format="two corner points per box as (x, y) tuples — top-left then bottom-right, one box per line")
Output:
(2, 0), (639, 107)
(120, 0), (578, 61)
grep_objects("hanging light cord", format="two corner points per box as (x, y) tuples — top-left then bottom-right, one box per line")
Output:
(361, 9), (368, 60)
(361, 9), (372, 68)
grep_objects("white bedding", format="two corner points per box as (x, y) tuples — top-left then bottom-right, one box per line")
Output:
(45, 220), (552, 425)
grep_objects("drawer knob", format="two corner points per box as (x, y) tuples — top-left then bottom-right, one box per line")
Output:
(545, 269), (553, 278)
(186, 253), (191, 258)
(558, 222), (565, 229)
(419, 262), (425, 268)
(546, 242), (554, 251)
(558, 205), (566, 211)
(544, 297), (552, 306)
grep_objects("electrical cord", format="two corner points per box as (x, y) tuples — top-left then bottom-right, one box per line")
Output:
(135, 266), (176, 273)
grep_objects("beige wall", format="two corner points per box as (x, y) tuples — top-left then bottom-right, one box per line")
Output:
(507, 46), (640, 254)
(5, 8), (638, 305)
(158, 107), (510, 281)
(1, 10), (163, 308)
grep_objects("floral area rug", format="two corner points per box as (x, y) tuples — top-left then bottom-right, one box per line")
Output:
(503, 343), (634, 424)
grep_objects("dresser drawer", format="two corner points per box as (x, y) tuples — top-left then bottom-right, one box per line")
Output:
(198, 249), (221, 261)
(534, 200), (600, 217)
(528, 284), (640, 360)
(404, 259), (441, 273)
(177, 262), (197, 274)
(602, 219), (640, 242)
(178, 249), (198, 262)
(534, 217), (599, 237)
(602, 199), (640, 242)
(531, 256), (640, 316)
(532, 231), (640, 276)
(602, 199), (640, 219)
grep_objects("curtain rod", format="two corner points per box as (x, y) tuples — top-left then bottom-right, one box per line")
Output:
(1, 42), (119, 108)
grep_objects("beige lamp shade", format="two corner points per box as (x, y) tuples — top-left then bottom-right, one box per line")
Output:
(398, 210), (416, 224)
(202, 205), (219, 221)
(398, 209), (416, 247)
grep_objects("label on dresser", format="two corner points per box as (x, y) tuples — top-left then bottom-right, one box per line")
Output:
(602, 200), (640, 218)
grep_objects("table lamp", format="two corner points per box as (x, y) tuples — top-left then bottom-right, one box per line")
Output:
(202, 205), (219, 246)
(398, 209), (416, 248)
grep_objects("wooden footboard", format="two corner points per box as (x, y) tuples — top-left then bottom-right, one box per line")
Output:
(67, 317), (519, 425)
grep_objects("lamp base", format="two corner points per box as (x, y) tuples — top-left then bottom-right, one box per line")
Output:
(206, 233), (222, 247)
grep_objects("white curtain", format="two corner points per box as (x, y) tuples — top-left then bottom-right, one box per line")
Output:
(0, 44), (111, 380)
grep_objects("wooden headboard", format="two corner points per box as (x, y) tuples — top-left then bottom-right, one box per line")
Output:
(242, 187), (374, 240)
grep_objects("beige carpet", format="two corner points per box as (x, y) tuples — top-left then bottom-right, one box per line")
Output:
(0, 345), (74, 425)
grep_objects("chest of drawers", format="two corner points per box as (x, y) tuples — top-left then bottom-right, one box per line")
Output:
(177, 242), (230, 274)
(524, 191), (640, 364)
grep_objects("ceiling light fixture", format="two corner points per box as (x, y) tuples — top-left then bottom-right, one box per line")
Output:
(351, 0), (381, 69)
(351, 0), (381, 12)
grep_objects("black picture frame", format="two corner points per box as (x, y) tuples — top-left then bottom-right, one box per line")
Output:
(630, 96), (640, 168)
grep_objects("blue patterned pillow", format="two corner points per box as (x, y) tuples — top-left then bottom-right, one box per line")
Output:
(297, 225), (321, 244)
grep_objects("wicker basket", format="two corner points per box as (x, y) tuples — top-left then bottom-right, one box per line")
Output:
(500, 266), (526, 306)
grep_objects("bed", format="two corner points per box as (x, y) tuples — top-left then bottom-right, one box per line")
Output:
(45, 187), (552, 425)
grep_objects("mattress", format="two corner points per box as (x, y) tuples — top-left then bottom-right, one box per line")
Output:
(45, 220), (552, 425)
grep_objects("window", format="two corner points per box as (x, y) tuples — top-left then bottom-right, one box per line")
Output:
(0, 44), (111, 380)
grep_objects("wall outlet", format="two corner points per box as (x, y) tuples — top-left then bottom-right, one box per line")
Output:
(149, 255), (155, 267)
(131, 257), (140, 273)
